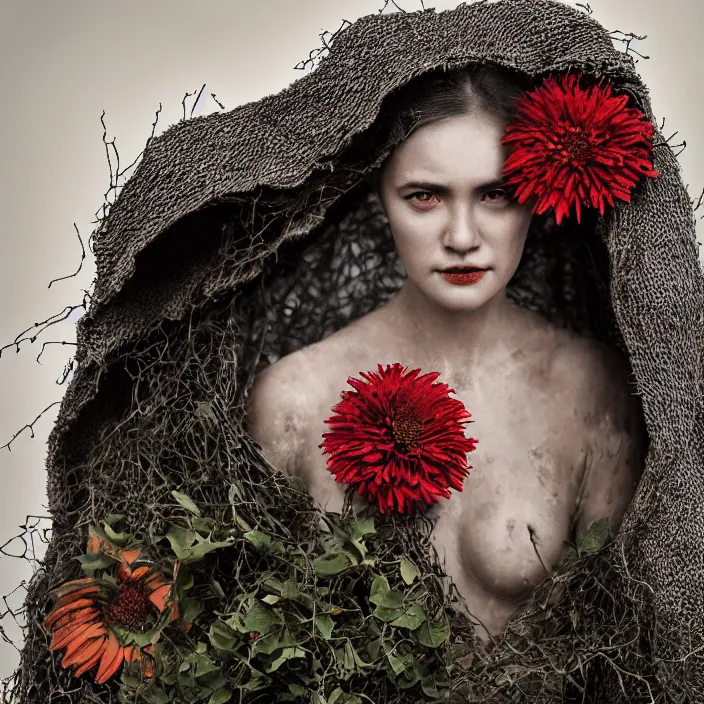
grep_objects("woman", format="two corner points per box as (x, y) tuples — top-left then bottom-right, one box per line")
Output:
(15, 1), (702, 701)
(247, 63), (646, 640)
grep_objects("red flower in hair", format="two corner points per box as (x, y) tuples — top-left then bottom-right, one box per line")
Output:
(501, 73), (659, 224)
(319, 363), (477, 515)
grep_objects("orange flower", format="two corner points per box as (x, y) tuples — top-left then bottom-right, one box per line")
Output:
(44, 547), (175, 684)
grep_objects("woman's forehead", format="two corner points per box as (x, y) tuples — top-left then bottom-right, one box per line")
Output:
(384, 111), (510, 185)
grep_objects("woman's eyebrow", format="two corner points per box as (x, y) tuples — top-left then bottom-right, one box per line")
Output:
(398, 180), (447, 192)
(397, 178), (507, 191)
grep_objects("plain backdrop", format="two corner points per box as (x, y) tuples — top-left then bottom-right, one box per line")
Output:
(0, 0), (702, 679)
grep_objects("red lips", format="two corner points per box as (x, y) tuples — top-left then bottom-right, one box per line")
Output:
(440, 270), (486, 285)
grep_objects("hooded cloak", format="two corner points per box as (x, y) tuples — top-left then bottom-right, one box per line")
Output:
(10, 0), (704, 702)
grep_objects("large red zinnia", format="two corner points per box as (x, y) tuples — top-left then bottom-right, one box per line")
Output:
(319, 363), (478, 515)
(501, 73), (659, 225)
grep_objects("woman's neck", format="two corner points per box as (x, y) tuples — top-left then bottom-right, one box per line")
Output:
(383, 280), (520, 368)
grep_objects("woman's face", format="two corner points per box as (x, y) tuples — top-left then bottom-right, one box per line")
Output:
(378, 109), (533, 313)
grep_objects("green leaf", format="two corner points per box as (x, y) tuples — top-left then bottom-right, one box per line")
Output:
(129, 630), (156, 648)
(209, 621), (238, 652)
(315, 614), (334, 639)
(141, 686), (170, 704)
(279, 579), (313, 609)
(234, 514), (252, 533)
(177, 566), (195, 591)
(262, 574), (284, 593)
(288, 683), (307, 697)
(192, 516), (216, 533)
(369, 576), (403, 609)
(103, 523), (131, 545)
(243, 529), (284, 555)
(579, 517), (610, 554)
(328, 688), (344, 704)
(347, 538), (367, 562)
(366, 637), (382, 661)
(345, 641), (372, 669)
(348, 517), (376, 540)
(243, 529), (273, 551)
(262, 594), (281, 605)
(167, 527), (233, 563)
(243, 599), (283, 634)
(75, 553), (116, 572)
(194, 652), (220, 678)
(420, 680), (445, 698)
(400, 558), (420, 585)
(166, 524), (196, 555)
(417, 619), (450, 648)
(386, 650), (409, 676)
(171, 490), (202, 516)
(314, 553), (351, 576)
(265, 646), (306, 673)
(240, 672), (268, 691)
(210, 578), (225, 599)
(370, 575), (389, 600)
(373, 605), (403, 623)
(252, 631), (282, 656)
(104, 513), (125, 527)
(181, 596), (204, 624)
(209, 690), (232, 704)
(390, 604), (426, 630)
(121, 673), (143, 688)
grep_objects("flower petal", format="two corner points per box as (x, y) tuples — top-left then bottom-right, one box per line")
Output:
(94, 631), (125, 684)
(72, 643), (105, 679)
(44, 598), (98, 630)
(129, 565), (152, 580)
(61, 631), (107, 668)
(120, 548), (142, 566)
(147, 584), (172, 613)
(49, 606), (101, 634)
(49, 617), (102, 652)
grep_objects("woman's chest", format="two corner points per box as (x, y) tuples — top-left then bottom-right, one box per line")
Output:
(427, 426), (581, 605)
(299, 381), (586, 605)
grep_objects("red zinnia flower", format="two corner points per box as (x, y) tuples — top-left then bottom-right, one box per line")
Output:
(501, 73), (659, 225)
(43, 543), (177, 683)
(319, 363), (477, 515)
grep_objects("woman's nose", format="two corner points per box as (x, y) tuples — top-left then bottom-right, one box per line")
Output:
(443, 206), (481, 252)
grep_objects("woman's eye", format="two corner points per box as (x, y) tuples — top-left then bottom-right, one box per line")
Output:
(406, 191), (439, 206)
(482, 188), (509, 202)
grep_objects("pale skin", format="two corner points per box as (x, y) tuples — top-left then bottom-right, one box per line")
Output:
(247, 109), (646, 641)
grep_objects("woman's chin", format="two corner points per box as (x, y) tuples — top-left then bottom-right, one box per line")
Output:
(423, 275), (503, 313)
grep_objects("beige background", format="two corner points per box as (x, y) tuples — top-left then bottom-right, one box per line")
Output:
(0, 0), (702, 678)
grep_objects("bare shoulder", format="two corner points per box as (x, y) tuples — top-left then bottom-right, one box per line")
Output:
(549, 330), (646, 538)
(246, 347), (319, 476)
(247, 311), (387, 476)
(552, 332), (638, 425)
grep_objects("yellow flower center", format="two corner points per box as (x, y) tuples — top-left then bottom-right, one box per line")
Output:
(103, 580), (151, 630)
(392, 407), (422, 451)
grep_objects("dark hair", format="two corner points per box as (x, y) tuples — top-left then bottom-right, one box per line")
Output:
(386, 62), (531, 143)
(370, 63), (532, 187)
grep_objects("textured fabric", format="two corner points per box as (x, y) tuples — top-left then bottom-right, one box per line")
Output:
(12, 0), (704, 701)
